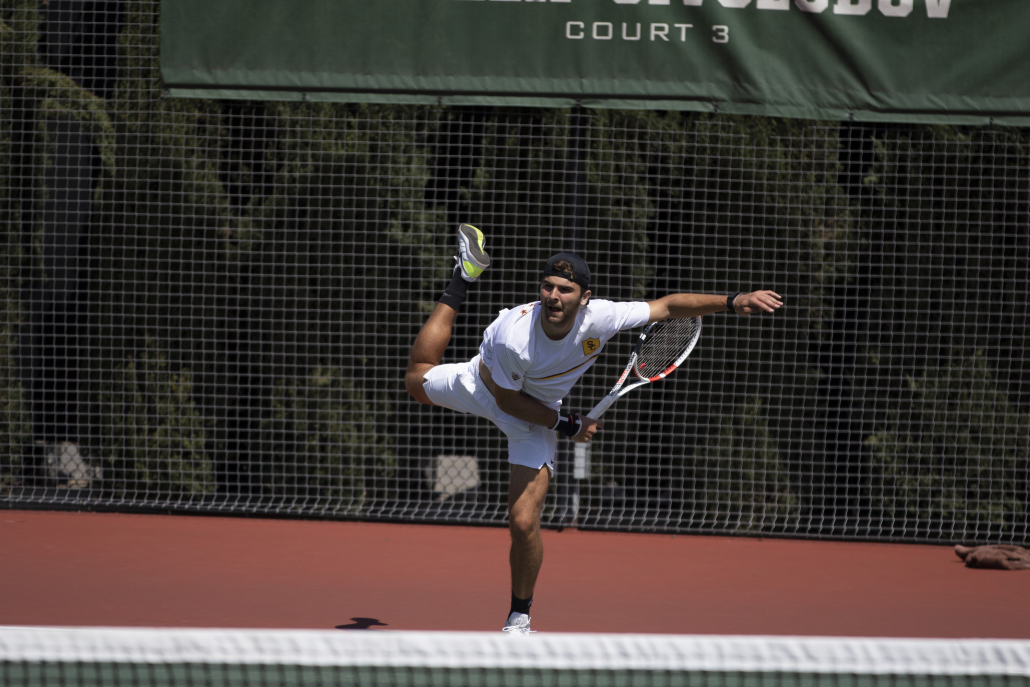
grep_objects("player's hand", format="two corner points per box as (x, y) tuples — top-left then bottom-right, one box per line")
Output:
(734, 290), (783, 315)
(572, 414), (603, 443)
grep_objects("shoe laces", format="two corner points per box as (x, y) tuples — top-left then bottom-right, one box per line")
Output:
(502, 624), (536, 635)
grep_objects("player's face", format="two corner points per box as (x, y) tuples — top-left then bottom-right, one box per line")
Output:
(540, 276), (590, 328)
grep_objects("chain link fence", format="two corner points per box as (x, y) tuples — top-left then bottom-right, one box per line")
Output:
(1, 0), (1028, 543)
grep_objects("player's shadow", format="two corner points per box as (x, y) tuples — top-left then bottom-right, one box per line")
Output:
(335, 617), (389, 630)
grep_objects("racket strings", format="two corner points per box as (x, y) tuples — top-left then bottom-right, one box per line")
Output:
(634, 317), (701, 379)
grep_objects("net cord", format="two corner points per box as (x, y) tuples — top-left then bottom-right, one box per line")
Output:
(2, 628), (1029, 675)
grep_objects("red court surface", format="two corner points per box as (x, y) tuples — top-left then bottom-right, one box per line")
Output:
(1, 510), (1026, 637)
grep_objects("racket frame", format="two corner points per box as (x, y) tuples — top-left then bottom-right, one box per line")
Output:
(586, 316), (701, 419)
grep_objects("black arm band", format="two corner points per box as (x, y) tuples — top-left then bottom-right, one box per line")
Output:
(727, 292), (741, 314)
(551, 411), (583, 437)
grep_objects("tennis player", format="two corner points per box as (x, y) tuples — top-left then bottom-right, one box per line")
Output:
(404, 225), (782, 634)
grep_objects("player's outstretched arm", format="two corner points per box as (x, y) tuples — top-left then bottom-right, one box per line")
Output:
(647, 290), (782, 322)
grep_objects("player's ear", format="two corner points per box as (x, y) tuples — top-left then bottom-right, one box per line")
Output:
(580, 288), (591, 306)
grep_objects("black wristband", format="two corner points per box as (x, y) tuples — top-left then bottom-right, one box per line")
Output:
(551, 411), (583, 437)
(727, 292), (741, 314)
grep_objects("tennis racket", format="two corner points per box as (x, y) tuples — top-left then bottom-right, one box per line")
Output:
(587, 316), (702, 419)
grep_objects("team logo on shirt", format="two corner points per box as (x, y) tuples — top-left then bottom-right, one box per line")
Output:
(512, 373), (521, 381)
(582, 338), (601, 355)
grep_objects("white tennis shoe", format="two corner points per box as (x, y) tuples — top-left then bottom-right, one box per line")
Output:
(502, 612), (535, 635)
(456, 224), (490, 282)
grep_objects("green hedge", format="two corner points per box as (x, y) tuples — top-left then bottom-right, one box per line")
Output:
(867, 352), (1029, 540)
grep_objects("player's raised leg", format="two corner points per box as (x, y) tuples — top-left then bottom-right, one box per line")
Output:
(504, 463), (549, 634)
(404, 303), (458, 406)
(404, 224), (490, 405)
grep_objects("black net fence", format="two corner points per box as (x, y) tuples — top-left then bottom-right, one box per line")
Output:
(1, 0), (1028, 543)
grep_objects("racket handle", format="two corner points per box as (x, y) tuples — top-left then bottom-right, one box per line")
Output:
(586, 394), (617, 420)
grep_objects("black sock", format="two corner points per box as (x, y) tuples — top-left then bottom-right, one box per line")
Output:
(439, 269), (471, 310)
(510, 593), (533, 617)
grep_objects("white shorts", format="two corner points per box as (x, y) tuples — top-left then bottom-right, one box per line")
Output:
(422, 357), (557, 475)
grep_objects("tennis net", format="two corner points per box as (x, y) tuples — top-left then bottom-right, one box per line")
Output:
(2, 628), (1029, 687)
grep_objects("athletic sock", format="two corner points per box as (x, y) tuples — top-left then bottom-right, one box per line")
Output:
(510, 593), (533, 617)
(439, 269), (471, 310)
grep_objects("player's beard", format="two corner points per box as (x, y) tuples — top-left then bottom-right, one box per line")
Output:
(544, 298), (579, 327)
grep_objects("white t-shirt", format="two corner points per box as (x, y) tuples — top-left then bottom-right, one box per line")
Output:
(478, 298), (651, 408)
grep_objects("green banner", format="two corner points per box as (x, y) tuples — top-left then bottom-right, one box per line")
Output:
(161, 0), (1030, 123)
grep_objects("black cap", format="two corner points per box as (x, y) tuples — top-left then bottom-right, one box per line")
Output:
(542, 252), (590, 290)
